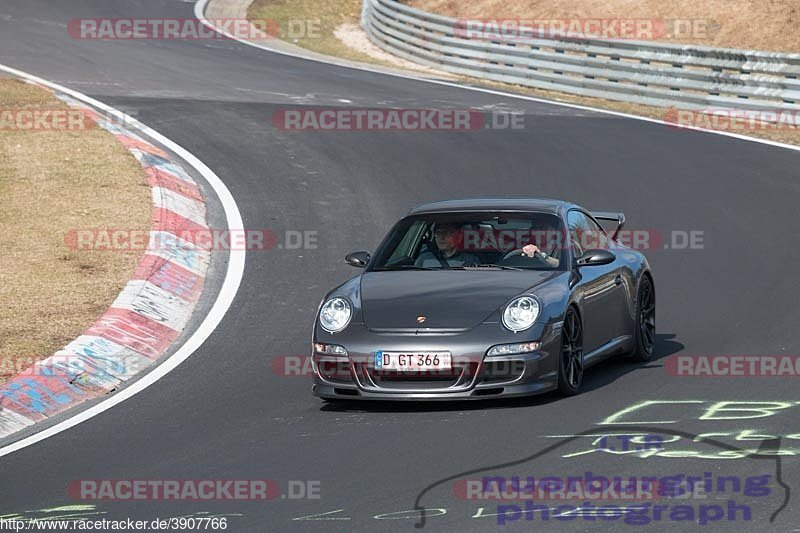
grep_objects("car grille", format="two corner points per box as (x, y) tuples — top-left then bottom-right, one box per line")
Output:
(353, 361), (480, 392)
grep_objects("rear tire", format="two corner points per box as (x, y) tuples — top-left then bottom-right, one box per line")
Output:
(627, 275), (656, 361)
(557, 307), (584, 395)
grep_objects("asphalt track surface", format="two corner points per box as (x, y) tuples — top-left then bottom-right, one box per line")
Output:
(2, 1), (800, 531)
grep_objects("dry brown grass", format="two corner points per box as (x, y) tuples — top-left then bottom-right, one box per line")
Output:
(248, 0), (381, 62)
(404, 0), (800, 52)
(0, 78), (150, 383)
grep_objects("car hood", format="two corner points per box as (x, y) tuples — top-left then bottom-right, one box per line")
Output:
(360, 270), (558, 330)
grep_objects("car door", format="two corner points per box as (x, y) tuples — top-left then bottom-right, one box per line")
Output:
(567, 210), (627, 353)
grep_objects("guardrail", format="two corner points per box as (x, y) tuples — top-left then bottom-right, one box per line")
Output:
(361, 0), (800, 113)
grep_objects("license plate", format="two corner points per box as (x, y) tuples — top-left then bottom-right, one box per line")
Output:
(374, 351), (452, 371)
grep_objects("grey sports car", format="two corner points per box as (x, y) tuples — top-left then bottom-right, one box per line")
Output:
(312, 198), (655, 400)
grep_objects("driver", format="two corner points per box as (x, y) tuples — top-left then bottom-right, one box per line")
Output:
(415, 223), (480, 267)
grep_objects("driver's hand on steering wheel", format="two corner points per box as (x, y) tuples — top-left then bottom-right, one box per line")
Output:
(522, 244), (541, 258)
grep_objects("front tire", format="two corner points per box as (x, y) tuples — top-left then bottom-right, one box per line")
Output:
(628, 275), (656, 361)
(557, 307), (584, 395)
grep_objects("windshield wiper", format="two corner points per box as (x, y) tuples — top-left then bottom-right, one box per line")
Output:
(376, 265), (467, 271)
(376, 265), (437, 271)
(468, 264), (526, 271)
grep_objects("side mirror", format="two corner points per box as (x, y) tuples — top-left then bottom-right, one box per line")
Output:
(345, 250), (371, 268)
(575, 249), (615, 267)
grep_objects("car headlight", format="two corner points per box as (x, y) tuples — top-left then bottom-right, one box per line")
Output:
(319, 297), (352, 333)
(502, 296), (540, 332)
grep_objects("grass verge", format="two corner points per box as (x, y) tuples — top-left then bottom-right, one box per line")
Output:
(0, 78), (150, 384)
(248, 0), (379, 63)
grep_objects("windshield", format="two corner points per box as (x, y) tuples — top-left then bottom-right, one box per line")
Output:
(369, 211), (568, 271)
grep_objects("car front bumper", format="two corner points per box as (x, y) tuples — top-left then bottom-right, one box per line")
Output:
(311, 321), (562, 400)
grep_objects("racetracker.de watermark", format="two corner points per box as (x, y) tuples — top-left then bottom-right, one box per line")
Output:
(63, 229), (318, 251)
(0, 108), (101, 131)
(0, 107), (139, 131)
(66, 480), (321, 501)
(0, 354), (142, 377)
(457, 228), (704, 251)
(67, 18), (320, 40)
(453, 18), (717, 41)
(271, 108), (525, 131)
(664, 108), (800, 131)
(453, 475), (662, 502)
(279, 355), (529, 379)
(665, 355), (800, 377)
(454, 472), (771, 503)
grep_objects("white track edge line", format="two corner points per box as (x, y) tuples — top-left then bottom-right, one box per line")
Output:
(0, 62), (246, 458)
(194, 0), (800, 154)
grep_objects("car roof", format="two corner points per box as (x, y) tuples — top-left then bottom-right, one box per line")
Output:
(407, 198), (575, 216)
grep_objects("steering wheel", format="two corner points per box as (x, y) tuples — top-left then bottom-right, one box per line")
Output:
(501, 248), (541, 261)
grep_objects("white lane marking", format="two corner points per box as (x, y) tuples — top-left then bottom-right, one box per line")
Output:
(292, 509), (352, 521)
(194, 0), (800, 154)
(0, 62), (246, 458)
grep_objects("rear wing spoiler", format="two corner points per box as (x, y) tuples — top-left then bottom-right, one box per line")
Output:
(590, 211), (626, 240)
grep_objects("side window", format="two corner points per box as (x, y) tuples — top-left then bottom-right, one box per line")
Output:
(567, 210), (608, 256)
(388, 220), (426, 262)
(584, 214), (611, 250)
(567, 211), (590, 256)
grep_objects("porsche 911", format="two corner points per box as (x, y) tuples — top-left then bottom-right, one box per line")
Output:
(311, 198), (655, 400)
